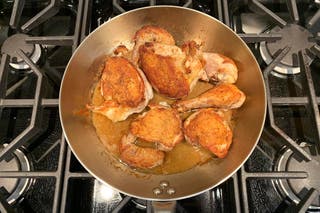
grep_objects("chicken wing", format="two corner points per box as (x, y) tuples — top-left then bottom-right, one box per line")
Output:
(173, 83), (245, 112)
(183, 108), (233, 158)
(132, 25), (175, 64)
(139, 41), (205, 99)
(120, 133), (165, 169)
(201, 53), (238, 84)
(87, 56), (153, 122)
(130, 105), (183, 151)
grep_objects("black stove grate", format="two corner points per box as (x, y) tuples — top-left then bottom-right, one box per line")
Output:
(230, 0), (320, 212)
(0, 0), (87, 212)
(1, 0), (320, 212)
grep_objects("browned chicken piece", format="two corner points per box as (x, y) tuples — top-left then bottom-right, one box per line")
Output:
(132, 25), (175, 64)
(184, 108), (233, 158)
(113, 45), (129, 56)
(139, 41), (205, 99)
(201, 53), (238, 84)
(173, 83), (245, 113)
(87, 56), (153, 122)
(120, 133), (165, 169)
(130, 105), (183, 151)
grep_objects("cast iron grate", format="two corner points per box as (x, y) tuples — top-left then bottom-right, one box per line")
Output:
(1, 0), (320, 212)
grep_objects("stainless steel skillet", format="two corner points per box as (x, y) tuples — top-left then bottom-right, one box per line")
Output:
(59, 6), (266, 200)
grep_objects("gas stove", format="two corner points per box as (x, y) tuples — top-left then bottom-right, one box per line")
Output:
(0, 0), (320, 212)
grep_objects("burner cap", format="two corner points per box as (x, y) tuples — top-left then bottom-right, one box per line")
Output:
(274, 147), (320, 210)
(1, 34), (41, 70)
(260, 24), (316, 75)
(0, 146), (33, 204)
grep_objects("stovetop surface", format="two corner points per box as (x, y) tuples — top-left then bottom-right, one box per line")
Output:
(0, 0), (320, 212)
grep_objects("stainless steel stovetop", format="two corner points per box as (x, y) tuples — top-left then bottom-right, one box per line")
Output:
(0, 0), (320, 212)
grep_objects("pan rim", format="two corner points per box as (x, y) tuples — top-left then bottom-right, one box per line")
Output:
(59, 5), (267, 201)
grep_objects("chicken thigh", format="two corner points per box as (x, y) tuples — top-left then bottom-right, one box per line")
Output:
(120, 133), (165, 169)
(130, 105), (183, 151)
(139, 41), (205, 99)
(173, 83), (245, 112)
(184, 108), (233, 158)
(201, 53), (238, 84)
(87, 56), (153, 122)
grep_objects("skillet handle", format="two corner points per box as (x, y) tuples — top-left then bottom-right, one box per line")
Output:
(151, 201), (176, 213)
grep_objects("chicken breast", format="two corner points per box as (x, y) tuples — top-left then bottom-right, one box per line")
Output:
(130, 105), (183, 151)
(201, 53), (238, 84)
(120, 133), (165, 169)
(184, 108), (233, 158)
(132, 25), (175, 64)
(173, 83), (245, 112)
(87, 56), (153, 122)
(139, 41), (205, 99)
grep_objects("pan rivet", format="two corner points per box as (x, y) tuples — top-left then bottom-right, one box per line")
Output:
(153, 187), (162, 195)
(159, 181), (169, 189)
(166, 188), (175, 195)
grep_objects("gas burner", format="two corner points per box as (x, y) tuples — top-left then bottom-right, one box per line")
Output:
(260, 24), (316, 76)
(274, 146), (320, 210)
(0, 145), (33, 204)
(1, 34), (41, 70)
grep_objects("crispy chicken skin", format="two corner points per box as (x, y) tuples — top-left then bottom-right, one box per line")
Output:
(132, 25), (175, 64)
(101, 57), (144, 106)
(139, 43), (189, 98)
(173, 83), (245, 112)
(181, 41), (207, 89)
(139, 41), (205, 99)
(184, 108), (233, 158)
(201, 53), (238, 84)
(113, 45), (129, 56)
(87, 57), (153, 122)
(130, 105), (183, 151)
(120, 133), (165, 169)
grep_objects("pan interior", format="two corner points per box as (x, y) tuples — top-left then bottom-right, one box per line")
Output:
(59, 6), (266, 200)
